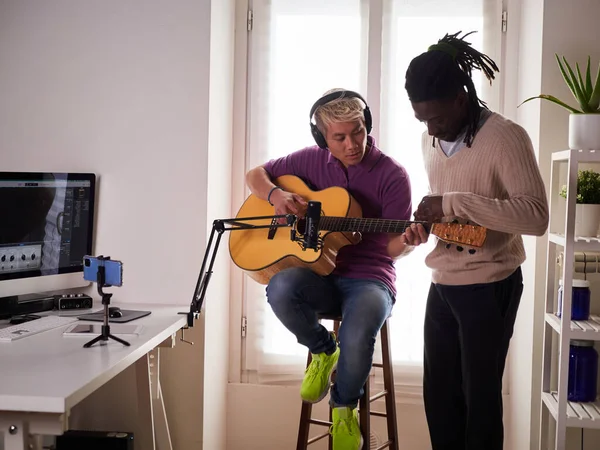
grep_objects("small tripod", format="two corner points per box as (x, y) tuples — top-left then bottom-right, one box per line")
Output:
(83, 256), (130, 348)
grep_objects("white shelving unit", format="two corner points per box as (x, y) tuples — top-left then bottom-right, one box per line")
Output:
(541, 149), (600, 449)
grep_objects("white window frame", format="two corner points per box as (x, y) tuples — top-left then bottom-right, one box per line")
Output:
(229, 0), (507, 399)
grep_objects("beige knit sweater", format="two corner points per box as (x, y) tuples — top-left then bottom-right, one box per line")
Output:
(421, 112), (549, 285)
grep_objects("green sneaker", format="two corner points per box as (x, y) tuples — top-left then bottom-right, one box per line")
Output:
(300, 344), (340, 403)
(331, 407), (363, 450)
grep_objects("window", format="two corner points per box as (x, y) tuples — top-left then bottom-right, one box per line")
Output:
(239, 0), (502, 386)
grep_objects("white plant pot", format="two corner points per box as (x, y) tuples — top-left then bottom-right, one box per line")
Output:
(569, 114), (600, 150)
(575, 203), (600, 237)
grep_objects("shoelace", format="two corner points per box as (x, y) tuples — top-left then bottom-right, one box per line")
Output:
(304, 357), (322, 381)
(330, 417), (357, 436)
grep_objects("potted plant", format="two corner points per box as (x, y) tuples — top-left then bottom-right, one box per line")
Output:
(560, 169), (600, 236)
(520, 54), (600, 150)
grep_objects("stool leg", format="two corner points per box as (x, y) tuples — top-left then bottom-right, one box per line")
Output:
(359, 378), (370, 447)
(381, 320), (399, 450)
(297, 352), (313, 450)
(329, 320), (340, 450)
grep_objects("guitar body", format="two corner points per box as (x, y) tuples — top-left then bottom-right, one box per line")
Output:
(228, 175), (362, 285)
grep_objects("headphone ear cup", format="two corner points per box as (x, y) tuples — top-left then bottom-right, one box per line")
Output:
(310, 123), (328, 149)
(363, 106), (373, 134)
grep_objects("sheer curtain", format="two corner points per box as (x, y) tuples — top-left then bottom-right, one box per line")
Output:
(244, 0), (368, 380)
(242, 0), (501, 384)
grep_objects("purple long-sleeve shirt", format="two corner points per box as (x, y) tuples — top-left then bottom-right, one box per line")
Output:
(263, 136), (411, 297)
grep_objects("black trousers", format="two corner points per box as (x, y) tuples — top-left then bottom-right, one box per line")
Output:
(423, 267), (523, 450)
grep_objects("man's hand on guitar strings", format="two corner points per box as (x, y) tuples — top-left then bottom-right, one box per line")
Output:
(401, 223), (429, 247)
(271, 189), (308, 223)
(414, 195), (444, 223)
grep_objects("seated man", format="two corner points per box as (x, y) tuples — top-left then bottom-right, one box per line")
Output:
(245, 88), (422, 450)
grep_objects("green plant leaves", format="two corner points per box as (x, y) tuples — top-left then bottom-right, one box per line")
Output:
(519, 95), (582, 114)
(590, 61), (600, 110)
(559, 169), (600, 204)
(519, 55), (600, 113)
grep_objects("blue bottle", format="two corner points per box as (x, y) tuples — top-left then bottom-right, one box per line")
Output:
(557, 279), (591, 321)
(568, 340), (598, 402)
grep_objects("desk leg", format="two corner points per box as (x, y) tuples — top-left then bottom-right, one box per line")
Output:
(136, 347), (173, 450)
(151, 352), (173, 450)
(1, 419), (28, 450)
(136, 353), (157, 450)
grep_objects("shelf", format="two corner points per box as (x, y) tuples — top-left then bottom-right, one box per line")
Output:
(552, 149), (600, 163)
(549, 233), (600, 252)
(546, 313), (600, 340)
(542, 392), (600, 429)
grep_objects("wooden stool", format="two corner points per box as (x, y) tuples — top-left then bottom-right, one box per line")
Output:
(296, 315), (399, 450)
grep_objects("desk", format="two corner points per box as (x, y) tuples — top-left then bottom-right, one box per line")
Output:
(0, 304), (187, 450)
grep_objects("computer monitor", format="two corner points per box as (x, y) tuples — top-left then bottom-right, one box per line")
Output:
(0, 172), (96, 298)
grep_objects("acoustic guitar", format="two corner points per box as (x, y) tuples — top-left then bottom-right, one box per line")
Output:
(229, 175), (486, 285)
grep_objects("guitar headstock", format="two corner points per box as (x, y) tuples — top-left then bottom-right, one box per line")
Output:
(430, 223), (487, 248)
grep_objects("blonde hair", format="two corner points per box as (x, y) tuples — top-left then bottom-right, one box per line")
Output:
(314, 88), (366, 135)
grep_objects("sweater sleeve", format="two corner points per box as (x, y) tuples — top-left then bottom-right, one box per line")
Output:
(441, 123), (549, 236)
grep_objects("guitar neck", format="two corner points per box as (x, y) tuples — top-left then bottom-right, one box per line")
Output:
(319, 216), (429, 234)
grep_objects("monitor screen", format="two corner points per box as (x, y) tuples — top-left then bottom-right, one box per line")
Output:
(0, 172), (95, 282)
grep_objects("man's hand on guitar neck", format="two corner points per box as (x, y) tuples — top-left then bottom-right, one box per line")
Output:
(400, 195), (439, 248)
(400, 223), (429, 247)
(270, 188), (308, 221)
(414, 195), (444, 223)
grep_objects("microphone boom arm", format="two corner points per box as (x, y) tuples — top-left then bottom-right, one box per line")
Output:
(181, 214), (297, 328)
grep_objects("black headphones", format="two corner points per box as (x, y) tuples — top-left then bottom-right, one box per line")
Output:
(309, 90), (372, 149)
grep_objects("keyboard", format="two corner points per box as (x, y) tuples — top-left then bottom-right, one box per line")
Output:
(0, 316), (79, 342)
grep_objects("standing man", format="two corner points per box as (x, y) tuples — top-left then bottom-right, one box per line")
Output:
(246, 88), (420, 450)
(402, 32), (549, 450)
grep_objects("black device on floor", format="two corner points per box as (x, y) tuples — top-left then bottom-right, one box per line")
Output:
(56, 430), (134, 450)
(77, 309), (151, 323)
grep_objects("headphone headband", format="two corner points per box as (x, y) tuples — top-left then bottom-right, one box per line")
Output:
(309, 90), (372, 149)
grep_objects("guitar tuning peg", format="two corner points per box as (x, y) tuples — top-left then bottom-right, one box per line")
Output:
(468, 249), (476, 255)
(456, 246), (464, 252)
(445, 243), (451, 249)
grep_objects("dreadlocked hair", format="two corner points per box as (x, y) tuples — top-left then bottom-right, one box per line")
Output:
(405, 31), (499, 147)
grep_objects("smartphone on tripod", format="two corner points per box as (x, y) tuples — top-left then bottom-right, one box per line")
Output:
(83, 256), (123, 287)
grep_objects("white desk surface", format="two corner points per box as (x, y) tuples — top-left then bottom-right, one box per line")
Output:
(0, 304), (187, 415)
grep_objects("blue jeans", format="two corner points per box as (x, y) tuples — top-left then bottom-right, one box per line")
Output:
(266, 267), (394, 407)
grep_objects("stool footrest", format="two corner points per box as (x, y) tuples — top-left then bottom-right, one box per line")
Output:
(308, 418), (332, 427)
(370, 390), (387, 402)
(372, 362), (384, 368)
(370, 410), (387, 418)
(307, 431), (330, 445)
(373, 440), (393, 450)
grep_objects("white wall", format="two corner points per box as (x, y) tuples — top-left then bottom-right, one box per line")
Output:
(505, 0), (600, 448)
(0, 0), (211, 305)
(0, 1), (233, 448)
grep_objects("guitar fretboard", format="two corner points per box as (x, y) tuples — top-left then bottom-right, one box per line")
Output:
(319, 217), (429, 234)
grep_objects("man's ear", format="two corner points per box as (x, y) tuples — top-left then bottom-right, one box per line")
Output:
(456, 90), (468, 107)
